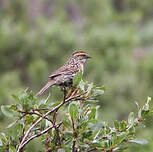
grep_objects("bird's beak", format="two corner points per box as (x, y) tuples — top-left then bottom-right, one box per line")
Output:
(86, 55), (92, 59)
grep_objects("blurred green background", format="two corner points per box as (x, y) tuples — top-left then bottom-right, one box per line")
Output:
(0, 0), (153, 151)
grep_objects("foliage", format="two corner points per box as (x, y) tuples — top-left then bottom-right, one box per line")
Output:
(0, 74), (152, 152)
(0, 0), (153, 151)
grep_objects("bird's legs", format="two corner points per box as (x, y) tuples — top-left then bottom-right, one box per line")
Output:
(61, 85), (79, 100)
(66, 84), (79, 99)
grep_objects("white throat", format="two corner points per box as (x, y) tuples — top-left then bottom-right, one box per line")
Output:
(79, 63), (84, 74)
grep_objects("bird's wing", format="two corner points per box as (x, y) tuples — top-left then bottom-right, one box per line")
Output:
(48, 65), (79, 79)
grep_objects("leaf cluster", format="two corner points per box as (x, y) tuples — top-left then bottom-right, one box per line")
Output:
(0, 74), (152, 152)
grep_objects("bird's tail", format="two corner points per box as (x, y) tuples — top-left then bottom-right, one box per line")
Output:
(36, 81), (55, 96)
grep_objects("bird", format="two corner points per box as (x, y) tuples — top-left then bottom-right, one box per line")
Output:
(36, 51), (91, 96)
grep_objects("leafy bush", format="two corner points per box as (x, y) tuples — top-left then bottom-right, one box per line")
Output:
(1, 0), (153, 151)
(0, 74), (152, 152)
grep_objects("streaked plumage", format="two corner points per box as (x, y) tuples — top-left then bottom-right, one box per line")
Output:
(36, 51), (91, 96)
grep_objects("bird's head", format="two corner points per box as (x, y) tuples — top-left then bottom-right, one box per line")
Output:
(72, 51), (91, 64)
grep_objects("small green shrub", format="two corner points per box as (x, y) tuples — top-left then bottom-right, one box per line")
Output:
(0, 74), (152, 152)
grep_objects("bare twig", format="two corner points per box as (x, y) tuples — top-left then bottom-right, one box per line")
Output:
(31, 108), (50, 111)
(72, 119), (75, 132)
(85, 148), (112, 152)
(45, 131), (51, 152)
(53, 110), (62, 146)
(71, 105), (76, 151)
(72, 140), (76, 152)
(71, 119), (76, 152)
(20, 111), (54, 124)
(85, 148), (98, 152)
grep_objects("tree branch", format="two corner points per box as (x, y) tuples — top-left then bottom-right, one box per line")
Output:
(53, 110), (62, 146)
(45, 131), (51, 152)
(20, 111), (54, 124)
(85, 148), (98, 152)
(17, 91), (82, 152)
(19, 122), (62, 152)
(72, 140), (76, 152)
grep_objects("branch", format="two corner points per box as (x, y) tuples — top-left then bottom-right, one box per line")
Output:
(53, 110), (62, 146)
(20, 111), (54, 124)
(17, 103), (64, 152)
(19, 122), (62, 152)
(71, 119), (76, 151)
(45, 132), (51, 152)
(85, 148), (98, 152)
(72, 140), (76, 152)
(85, 148), (107, 152)
(17, 91), (82, 152)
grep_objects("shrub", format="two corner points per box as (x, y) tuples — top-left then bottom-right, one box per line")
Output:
(0, 74), (152, 152)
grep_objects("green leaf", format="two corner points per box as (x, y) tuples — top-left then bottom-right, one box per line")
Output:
(14, 90), (37, 110)
(93, 86), (105, 96)
(63, 131), (73, 138)
(38, 94), (50, 108)
(10, 124), (23, 140)
(142, 97), (151, 114)
(101, 140), (110, 148)
(138, 108), (142, 118)
(80, 121), (88, 130)
(117, 132), (128, 143)
(135, 101), (139, 109)
(88, 108), (96, 119)
(12, 94), (20, 102)
(114, 120), (119, 130)
(1, 133), (7, 141)
(129, 138), (148, 145)
(82, 130), (93, 139)
(128, 126), (135, 135)
(63, 120), (71, 128)
(79, 80), (85, 91)
(0, 139), (3, 146)
(1, 105), (14, 117)
(91, 140), (102, 148)
(26, 115), (34, 125)
(9, 104), (18, 111)
(141, 109), (150, 117)
(7, 120), (18, 128)
(86, 83), (93, 96)
(120, 121), (127, 131)
(113, 145), (128, 151)
(128, 112), (134, 125)
(9, 146), (16, 152)
(69, 103), (78, 120)
(87, 119), (99, 128)
(73, 72), (83, 86)
(57, 149), (65, 152)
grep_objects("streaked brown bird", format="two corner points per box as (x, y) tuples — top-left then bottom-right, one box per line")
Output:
(36, 51), (91, 96)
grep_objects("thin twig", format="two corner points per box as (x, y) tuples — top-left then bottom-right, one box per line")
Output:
(45, 131), (51, 152)
(72, 119), (75, 132)
(32, 108), (50, 111)
(72, 140), (76, 152)
(85, 148), (98, 152)
(71, 101), (76, 152)
(20, 111), (54, 124)
(71, 119), (76, 152)
(53, 110), (62, 146)
(85, 148), (111, 152)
